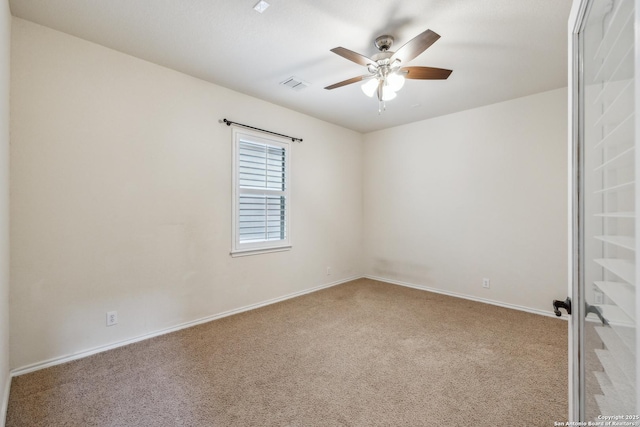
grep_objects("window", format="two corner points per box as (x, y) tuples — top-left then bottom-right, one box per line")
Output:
(231, 128), (291, 256)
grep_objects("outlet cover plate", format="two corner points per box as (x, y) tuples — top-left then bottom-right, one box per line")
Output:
(106, 311), (118, 326)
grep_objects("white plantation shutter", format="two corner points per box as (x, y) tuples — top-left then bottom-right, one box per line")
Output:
(238, 194), (286, 242)
(238, 141), (286, 242)
(578, 0), (637, 418)
(232, 129), (290, 255)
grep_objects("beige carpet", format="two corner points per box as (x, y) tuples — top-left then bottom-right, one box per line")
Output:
(6, 278), (567, 426)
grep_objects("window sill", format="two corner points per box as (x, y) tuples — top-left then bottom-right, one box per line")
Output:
(230, 245), (292, 257)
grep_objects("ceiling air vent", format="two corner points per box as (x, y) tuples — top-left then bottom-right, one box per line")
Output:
(280, 77), (310, 92)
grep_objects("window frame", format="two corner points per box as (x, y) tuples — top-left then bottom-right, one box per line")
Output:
(231, 127), (292, 256)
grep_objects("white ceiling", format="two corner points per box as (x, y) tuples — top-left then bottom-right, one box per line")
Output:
(8, 0), (572, 134)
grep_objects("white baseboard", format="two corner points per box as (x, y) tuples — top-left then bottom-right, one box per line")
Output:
(365, 275), (567, 320)
(11, 276), (360, 377)
(1, 372), (9, 427)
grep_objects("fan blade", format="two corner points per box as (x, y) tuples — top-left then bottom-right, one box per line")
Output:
(401, 66), (452, 80)
(330, 47), (375, 67)
(324, 75), (372, 90)
(391, 29), (440, 64)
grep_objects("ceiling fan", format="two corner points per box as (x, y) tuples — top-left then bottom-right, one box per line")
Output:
(324, 29), (452, 111)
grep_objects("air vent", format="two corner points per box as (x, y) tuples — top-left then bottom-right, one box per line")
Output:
(280, 77), (310, 91)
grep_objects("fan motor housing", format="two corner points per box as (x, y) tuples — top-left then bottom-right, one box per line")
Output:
(374, 35), (394, 51)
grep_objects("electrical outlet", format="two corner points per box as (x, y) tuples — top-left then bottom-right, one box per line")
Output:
(106, 311), (118, 327)
(482, 278), (490, 289)
(326, 267), (331, 275)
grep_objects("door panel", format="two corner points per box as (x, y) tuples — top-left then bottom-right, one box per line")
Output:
(570, 0), (638, 421)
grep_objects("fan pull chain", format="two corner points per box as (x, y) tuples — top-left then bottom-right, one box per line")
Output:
(378, 100), (387, 115)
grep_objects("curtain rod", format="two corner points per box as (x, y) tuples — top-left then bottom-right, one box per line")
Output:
(221, 119), (303, 143)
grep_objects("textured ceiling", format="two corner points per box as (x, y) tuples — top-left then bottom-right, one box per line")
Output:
(8, 0), (572, 133)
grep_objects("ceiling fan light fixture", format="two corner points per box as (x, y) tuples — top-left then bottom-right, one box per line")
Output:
(386, 72), (405, 92)
(381, 86), (397, 101)
(361, 79), (378, 97)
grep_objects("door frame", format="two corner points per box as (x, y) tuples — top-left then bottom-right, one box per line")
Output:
(632, 0), (640, 414)
(568, 0), (590, 421)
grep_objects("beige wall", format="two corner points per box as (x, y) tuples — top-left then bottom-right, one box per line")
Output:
(10, 19), (363, 370)
(363, 88), (568, 314)
(8, 15), (568, 374)
(0, 0), (9, 422)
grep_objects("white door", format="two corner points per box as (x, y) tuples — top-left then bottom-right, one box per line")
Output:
(568, 0), (639, 422)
